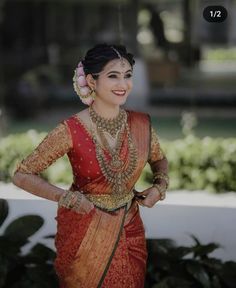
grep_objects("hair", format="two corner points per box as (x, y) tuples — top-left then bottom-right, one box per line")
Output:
(81, 43), (135, 79)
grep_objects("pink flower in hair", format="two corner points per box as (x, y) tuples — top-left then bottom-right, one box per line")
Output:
(73, 61), (95, 106)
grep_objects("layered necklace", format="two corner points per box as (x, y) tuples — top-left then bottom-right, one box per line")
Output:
(89, 105), (137, 194)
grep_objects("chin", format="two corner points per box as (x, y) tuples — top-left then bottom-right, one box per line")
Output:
(116, 97), (127, 105)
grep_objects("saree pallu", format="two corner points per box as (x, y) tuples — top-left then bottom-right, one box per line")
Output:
(54, 110), (151, 288)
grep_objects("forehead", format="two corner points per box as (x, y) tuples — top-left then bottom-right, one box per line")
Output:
(101, 59), (132, 73)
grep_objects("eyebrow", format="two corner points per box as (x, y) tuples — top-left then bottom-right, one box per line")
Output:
(106, 69), (133, 75)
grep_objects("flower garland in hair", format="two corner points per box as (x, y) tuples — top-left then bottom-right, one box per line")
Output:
(73, 61), (95, 105)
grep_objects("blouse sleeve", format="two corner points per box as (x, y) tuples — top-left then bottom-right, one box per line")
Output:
(15, 122), (72, 175)
(148, 126), (169, 187)
(148, 126), (165, 164)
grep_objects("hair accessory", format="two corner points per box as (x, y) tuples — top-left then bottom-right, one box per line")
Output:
(111, 46), (122, 59)
(73, 61), (95, 105)
(111, 46), (126, 67)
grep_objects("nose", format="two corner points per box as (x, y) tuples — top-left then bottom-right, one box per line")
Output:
(117, 78), (129, 89)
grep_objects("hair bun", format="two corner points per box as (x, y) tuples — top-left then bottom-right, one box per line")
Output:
(82, 43), (135, 76)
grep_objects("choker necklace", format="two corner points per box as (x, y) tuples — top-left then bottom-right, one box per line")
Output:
(89, 105), (127, 137)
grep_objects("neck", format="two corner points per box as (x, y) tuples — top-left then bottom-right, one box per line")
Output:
(91, 99), (120, 119)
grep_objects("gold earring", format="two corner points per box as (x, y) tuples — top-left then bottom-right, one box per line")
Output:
(90, 89), (96, 99)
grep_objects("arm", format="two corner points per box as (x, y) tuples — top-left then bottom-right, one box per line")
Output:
(12, 123), (72, 202)
(136, 126), (169, 207)
(148, 126), (169, 199)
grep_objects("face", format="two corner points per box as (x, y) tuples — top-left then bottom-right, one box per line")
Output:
(87, 59), (133, 107)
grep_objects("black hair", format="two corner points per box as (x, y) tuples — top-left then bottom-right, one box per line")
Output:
(81, 43), (135, 79)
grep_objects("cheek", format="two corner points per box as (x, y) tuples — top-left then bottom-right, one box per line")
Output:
(97, 79), (112, 91)
(128, 80), (133, 90)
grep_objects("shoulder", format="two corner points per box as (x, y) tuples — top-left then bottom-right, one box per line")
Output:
(125, 109), (150, 122)
(63, 108), (89, 123)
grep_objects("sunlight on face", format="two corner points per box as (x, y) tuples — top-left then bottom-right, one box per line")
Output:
(94, 59), (133, 107)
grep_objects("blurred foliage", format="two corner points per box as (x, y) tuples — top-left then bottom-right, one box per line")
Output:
(144, 134), (236, 192)
(145, 236), (236, 288)
(0, 199), (58, 288)
(1, 126), (236, 192)
(0, 130), (72, 184)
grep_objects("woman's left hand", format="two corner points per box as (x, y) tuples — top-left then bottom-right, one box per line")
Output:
(134, 187), (161, 208)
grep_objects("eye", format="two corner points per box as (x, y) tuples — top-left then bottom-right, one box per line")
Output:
(125, 73), (133, 78)
(108, 74), (117, 78)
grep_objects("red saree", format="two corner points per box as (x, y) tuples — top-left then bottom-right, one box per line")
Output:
(54, 110), (151, 288)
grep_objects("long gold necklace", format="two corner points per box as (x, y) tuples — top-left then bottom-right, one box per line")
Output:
(97, 127), (125, 169)
(89, 109), (138, 194)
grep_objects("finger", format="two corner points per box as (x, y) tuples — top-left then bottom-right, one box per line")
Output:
(135, 189), (150, 197)
(81, 200), (94, 213)
(135, 198), (146, 207)
(142, 193), (159, 207)
(86, 203), (95, 213)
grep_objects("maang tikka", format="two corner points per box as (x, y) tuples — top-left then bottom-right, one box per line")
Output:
(110, 46), (126, 67)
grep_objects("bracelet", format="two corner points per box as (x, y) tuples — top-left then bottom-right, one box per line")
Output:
(58, 190), (82, 210)
(153, 172), (169, 189)
(152, 183), (166, 201)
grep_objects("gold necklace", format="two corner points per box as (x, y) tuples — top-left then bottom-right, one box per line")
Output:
(97, 126), (125, 169)
(89, 105), (127, 137)
(90, 114), (138, 195)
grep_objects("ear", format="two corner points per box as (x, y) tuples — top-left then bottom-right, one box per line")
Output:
(86, 74), (96, 90)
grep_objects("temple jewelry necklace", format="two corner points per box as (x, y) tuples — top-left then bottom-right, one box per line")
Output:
(89, 105), (127, 137)
(97, 126), (125, 169)
(89, 111), (138, 194)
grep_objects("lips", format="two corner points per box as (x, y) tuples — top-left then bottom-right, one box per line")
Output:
(112, 90), (126, 96)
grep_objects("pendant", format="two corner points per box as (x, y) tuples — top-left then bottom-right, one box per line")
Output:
(110, 155), (123, 169)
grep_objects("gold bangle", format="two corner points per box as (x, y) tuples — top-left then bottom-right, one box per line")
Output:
(153, 172), (169, 188)
(152, 184), (166, 201)
(58, 190), (82, 209)
(58, 190), (69, 207)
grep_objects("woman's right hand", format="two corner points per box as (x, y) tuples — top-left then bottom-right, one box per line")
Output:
(58, 190), (94, 214)
(76, 194), (95, 214)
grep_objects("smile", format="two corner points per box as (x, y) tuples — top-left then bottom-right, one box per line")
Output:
(112, 90), (126, 96)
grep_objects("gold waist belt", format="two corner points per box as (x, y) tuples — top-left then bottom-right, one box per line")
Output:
(85, 190), (134, 212)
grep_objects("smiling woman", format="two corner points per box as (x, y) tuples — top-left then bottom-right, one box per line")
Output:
(12, 43), (169, 288)
(86, 58), (133, 110)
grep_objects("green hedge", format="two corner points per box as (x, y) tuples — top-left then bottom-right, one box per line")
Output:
(1, 131), (236, 192)
(145, 135), (236, 193)
(0, 130), (72, 185)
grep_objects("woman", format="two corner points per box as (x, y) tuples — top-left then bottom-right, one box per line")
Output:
(12, 44), (169, 288)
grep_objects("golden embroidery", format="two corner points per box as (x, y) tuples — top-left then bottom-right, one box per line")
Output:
(15, 123), (72, 175)
(85, 191), (134, 211)
(148, 126), (164, 164)
(147, 126), (169, 199)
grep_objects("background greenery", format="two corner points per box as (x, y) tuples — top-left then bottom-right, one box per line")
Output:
(1, 129), (236, 193)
